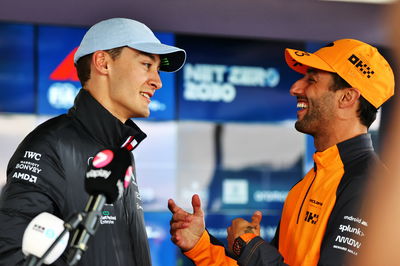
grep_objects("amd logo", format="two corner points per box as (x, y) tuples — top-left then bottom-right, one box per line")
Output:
(12, 172), (38, 183)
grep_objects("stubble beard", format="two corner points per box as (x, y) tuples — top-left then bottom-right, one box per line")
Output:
(294, 106), (322, 137)
(294, 91), (335, 136)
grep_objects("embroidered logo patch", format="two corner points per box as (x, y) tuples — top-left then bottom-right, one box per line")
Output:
(348, 54), (375, 78)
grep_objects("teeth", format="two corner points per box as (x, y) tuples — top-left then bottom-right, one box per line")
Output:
(297, 102), (308, 109)
(140, 93), (150, 99)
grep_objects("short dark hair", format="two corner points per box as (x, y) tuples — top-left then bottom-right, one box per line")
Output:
(75, 46), (125, 87)
(329, 73), (378, 128)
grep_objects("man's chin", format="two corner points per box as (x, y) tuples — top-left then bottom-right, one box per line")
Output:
(295, 122), (317, 137)
(134, 110), (150, 118)
(294, 121), (307, 134)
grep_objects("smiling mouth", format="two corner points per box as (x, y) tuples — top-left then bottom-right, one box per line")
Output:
(140, 92), (152, 101)
(297, 102), (308, 109)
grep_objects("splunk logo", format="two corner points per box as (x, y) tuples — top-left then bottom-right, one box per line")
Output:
(183, 63), (280, 102)
(47, 47), (80, 109)
(339, 224), (365, 237)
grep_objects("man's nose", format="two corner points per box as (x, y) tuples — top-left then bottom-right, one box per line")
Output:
(150, 71), (162, 90)
(289, 78), (306, 96)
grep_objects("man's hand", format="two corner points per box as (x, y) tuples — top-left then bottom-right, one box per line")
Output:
(227, 211), (262, 252)
(168, 194), (205, 252)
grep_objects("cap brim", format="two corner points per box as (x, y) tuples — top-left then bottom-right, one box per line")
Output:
(128, 42), (186, 72)
(285, 48), (335, 74)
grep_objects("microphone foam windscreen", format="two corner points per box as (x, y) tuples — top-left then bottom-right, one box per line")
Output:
(22, 212), (70, 264)
(85, 147), (132, 203)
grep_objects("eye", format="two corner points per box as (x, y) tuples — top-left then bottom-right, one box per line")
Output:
(143, 62), (152, 69)
(308, 77), (316, 83)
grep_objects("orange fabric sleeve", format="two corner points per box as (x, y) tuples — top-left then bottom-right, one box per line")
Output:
(184, 231), (238, 265)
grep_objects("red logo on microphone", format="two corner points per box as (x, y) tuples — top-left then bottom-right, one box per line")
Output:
(93, 150), (114, 168)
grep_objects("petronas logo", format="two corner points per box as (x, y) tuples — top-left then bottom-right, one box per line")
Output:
(161, 57), (170, 66)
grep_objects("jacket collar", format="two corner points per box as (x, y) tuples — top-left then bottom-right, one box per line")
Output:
(68, 89), (147, 149)
(313, 134), (373, 170)
(336, 133), (374, 165)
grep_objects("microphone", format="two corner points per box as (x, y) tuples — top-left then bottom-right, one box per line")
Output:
(22, 212), (70, 266)
(67, 147), (132, 265)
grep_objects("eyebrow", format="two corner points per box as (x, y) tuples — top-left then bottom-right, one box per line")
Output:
(138, 51), (157, 62)
(306, 68), (317, 75)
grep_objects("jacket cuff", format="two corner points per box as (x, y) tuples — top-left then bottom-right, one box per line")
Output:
(183, 230), (210, 259)
(238, 236), (284, 265)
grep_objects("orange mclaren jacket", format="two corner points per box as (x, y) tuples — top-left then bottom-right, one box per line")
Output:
(184, 134), (378, 266)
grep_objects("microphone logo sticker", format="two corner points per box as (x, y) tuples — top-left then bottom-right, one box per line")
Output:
(86, 169), (111, 179)
(45, 228), (56, 239)
(93, 149), (114, 168)
(124, 166), (133, 188)
(33, 224), (45, 233)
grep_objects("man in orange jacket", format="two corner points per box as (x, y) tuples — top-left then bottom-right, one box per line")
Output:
(168, 39), (394, 265)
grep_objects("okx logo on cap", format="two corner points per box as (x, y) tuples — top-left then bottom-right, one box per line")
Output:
(285, 39), (394, 108)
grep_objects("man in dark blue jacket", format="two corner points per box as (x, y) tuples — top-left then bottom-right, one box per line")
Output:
(0, 18), (185, 266)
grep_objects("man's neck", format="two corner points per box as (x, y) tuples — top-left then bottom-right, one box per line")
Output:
(313, 124), (368, 152)
(83, 85), (128, 124)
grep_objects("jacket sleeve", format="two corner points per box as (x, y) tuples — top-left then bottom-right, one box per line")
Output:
(318, 174), (369, 265)
(0, 137), (66, 265)
(184, 230), (287, 266)
(236, 224), (287, 266)
(184, 230), (238, 265)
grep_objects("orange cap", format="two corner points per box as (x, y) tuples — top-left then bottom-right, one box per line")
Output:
(285, 39), (394, 108)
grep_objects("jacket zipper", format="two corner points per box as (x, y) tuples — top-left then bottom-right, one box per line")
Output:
(296, 168), (317, 224)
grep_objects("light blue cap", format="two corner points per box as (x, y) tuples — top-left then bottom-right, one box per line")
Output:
(74, 18), (186, 72)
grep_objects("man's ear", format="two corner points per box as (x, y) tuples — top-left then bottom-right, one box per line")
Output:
(338, 88), (361, 108)
(92, 51), (110, 74)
